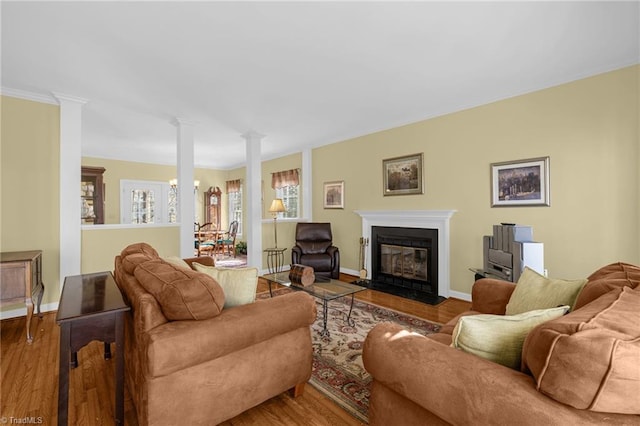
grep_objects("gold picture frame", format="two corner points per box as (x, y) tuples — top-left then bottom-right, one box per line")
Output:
(382, 153), (424, 196)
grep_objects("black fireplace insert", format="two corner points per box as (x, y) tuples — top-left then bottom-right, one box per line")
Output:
(367, 226), (444, 305)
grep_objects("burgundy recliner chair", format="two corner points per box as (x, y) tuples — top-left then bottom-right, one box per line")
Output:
(291, 223), (340, 279)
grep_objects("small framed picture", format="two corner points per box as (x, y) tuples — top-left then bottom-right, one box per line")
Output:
(323, 181), (344, 209)
(383, 153), (424, 196)
(491, 156), (550, 207)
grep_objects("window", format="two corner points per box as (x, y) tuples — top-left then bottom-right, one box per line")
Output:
(275, 185), (299, 218)
(121, 180), (172, 224)
(272, 168), (300, 219)
(228, 185), (243, 236)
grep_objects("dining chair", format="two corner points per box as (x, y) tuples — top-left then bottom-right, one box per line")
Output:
(217, 221), (239, 257)
(195, 222), (216, 257)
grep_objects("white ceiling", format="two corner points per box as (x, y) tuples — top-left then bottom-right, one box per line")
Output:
(2, 1), (639, 170)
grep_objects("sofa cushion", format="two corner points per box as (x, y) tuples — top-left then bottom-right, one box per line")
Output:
(505, 267), (587, 315)
(134, 259), (225, 320)
(450, 305), (569, 369)
(192, 263), (258, 308)
(120, 242), (159, 258)
(587, 262), (640, 282)
(522, 286), (640, 414)
(122, 252), (157, 275)
(574, 262), (640, 310)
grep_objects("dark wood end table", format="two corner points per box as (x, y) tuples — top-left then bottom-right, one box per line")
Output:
(56, 271), (130, 425)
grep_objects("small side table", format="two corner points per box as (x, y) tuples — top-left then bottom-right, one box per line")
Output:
(0, 250), (45, 343)
(264, 247), (287, 274)
(56, 271), (130, 425)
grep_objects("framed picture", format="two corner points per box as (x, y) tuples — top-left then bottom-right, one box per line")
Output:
(382, 153), (424, 196)
(323, 181), (344, 209)
(491, 156), (550, 207)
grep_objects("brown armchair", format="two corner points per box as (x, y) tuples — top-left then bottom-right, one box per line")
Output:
(291, 222), (340, 279)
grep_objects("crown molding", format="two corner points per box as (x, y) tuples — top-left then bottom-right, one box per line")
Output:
(1, 86), (57, 105)
(51, 92), (89, 105)
(172, 117), (198, 127)
(241, 131), (266, 141)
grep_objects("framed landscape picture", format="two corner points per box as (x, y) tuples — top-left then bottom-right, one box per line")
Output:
(323, 181), (344, 209)
(383, 153), (424, 196)
(491, 156), (550, 207)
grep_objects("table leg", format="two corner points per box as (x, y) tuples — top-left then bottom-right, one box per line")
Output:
(25, 299), (34, 344)
(36, 282), (44, 318)
(58, 324), (70, 426)
(346, 293), (356, 327)
(268, 281), (273, 297)
(115, 312), (125, 425)
(320, 300), (330, 338)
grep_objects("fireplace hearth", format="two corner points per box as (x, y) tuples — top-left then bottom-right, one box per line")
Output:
(368, 226), (444, 305)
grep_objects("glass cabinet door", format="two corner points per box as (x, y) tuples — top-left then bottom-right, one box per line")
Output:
(130, 189), (156, 224)
(120, 180), (169, 224)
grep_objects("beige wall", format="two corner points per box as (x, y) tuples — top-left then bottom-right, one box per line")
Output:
(313, 65), (639, 294)
(81, 225), (180, 273)
(1, 96), (61, 307)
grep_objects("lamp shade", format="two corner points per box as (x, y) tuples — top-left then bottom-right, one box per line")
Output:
(269, 198), (286, 213)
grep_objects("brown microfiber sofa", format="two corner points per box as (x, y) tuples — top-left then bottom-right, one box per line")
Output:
(113, 243), (317, 426)
(363, 262), (640, 425)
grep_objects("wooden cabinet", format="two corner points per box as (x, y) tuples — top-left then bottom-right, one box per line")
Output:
(0, 250), (44, 343)
(81, 166), (105, 224)
(204, 186), (222, 230)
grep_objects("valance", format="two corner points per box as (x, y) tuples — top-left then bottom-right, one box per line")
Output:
(226, 179), (241, 193)
(271, 169), (299, 189)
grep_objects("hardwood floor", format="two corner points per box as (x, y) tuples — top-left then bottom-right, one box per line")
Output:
(1, 275), (470, 425)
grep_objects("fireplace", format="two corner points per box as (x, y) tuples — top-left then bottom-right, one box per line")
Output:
(370, 226), (443, 304)
(355, 209), (456, 303)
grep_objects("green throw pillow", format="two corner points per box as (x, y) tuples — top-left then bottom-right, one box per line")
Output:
(192, 263), (258, 308)
(451, 306), (570, 369)
(505, 267), (587, 315)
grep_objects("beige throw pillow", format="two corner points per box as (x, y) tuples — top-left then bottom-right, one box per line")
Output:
(506, 267), (587, 315)
(162, 256), (192, 270)
(193, 263), (259, 308)
(451, 306), (570, 369)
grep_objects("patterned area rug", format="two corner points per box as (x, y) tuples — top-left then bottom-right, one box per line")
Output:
(260, 288), (441, 423)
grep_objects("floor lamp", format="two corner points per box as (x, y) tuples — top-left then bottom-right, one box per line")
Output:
(268, 198), (286, 248)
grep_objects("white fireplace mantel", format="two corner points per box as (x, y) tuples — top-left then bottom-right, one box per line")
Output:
(354, 209), (456, 298)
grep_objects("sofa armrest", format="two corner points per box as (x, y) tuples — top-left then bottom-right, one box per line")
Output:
(145, 291), (316, 377)
(470, 277), (516, 314)
(363, 323), (630, 425)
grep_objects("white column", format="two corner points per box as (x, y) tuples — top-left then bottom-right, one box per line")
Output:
(302, 149), (312, 220)
(174, 118), (196, 258)
(53, 93), (87, 290)
(242, 131), (264, 269)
